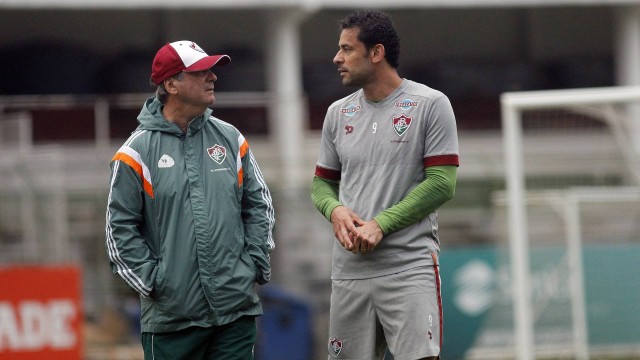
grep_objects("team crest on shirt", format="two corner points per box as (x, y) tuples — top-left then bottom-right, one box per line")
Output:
(328, 338), (343, 356)
(392, 114), (413, 136)
(207, 144), (226, 164)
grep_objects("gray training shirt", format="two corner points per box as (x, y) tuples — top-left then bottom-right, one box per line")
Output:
(315, 79), (459, 280)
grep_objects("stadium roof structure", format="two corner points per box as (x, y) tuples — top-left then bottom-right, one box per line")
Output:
(1, 0), (639, 8)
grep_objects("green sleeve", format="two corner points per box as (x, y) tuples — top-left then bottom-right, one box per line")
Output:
(311, 176), (342, 222)
(374, 165), (457, 235)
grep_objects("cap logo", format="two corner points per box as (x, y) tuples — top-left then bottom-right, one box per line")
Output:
(189, 42), (205, 53)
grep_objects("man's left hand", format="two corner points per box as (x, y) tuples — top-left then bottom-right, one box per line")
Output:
(350, 220), (383, 255)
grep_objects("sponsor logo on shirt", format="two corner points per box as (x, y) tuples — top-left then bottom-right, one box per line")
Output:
(395, 98), (419, 110)
(207, 144), (227, 164)
(344, 125), (354, 135)
(392, 114), (413, 136)
(340, 104), (361, 117)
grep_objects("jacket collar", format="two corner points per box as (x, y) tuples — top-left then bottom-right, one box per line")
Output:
(137, 97), (213, 136)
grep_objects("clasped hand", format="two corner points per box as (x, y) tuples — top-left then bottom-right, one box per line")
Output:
(330, 206), (383, 255)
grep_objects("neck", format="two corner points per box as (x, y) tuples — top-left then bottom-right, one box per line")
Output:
(162, 101), (206, 133)
(362, 70), (403, 102)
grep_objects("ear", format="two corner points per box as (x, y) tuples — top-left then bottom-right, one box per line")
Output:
(163, 77), (179, 95)
(370, 44), (386, 64)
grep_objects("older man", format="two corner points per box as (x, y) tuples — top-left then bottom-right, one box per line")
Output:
(106, 40), (275, 360)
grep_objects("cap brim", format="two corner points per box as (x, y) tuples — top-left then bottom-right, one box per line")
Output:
(184, 55), (231, 72)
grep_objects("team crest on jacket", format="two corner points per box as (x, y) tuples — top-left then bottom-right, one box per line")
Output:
(207, 144), (226, 164)
(328, 338), (343, 357)
(393, 114), (413, 136)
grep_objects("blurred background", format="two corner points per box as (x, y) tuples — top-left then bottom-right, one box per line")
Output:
(0, 0), (639, 359)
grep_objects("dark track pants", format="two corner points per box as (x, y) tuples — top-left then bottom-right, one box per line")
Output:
(141, 316), (257, 360)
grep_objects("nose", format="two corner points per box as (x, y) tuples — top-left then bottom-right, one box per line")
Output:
(207, 70), (217, 82)
(333, 51), (342, 65)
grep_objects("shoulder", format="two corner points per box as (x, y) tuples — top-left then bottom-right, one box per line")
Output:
(206, 115), (242, 137)
(204, 116), (251, 150)
(111, 129), (153, 167)
(402, 79), (449, 104)
(118, 129), (150, 152)
(327, 89), (363, 113)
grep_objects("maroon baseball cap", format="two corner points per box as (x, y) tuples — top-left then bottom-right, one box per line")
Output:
(151, 40), (230, 85)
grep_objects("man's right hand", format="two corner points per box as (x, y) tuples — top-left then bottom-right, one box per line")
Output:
(330, 206), (364, 251)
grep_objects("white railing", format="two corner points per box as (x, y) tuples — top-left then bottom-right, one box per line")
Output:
(0, 92), (273, 149)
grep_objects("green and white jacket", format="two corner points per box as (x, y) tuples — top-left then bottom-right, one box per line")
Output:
(106, 97), (275, 332)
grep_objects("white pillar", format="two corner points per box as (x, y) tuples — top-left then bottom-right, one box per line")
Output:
(615, 6), (640, 86)
(265, 8), (313, 189)
(614, 6), (640, 158)
(94, 97), (110, 152)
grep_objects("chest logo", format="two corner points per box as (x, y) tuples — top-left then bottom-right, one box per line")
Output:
(158, 154), (175, 168)
(392, 114), (413, 137)
(340, 104), (361, 117)
(207, 144), (227, 164)
(395, 98), (419, 110)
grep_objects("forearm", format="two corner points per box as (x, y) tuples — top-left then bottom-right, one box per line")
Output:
(241, 150), (276, 284)
(106, 159), (162, 297)
(242, 199), (275, 285)
(374, 165), (457, 235)
(311, 175), (342, 222)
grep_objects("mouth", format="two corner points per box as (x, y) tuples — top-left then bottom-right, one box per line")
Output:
(337, 68), (347, 76)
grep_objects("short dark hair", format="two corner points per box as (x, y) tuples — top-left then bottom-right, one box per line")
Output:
(340, 10), (401, 68)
